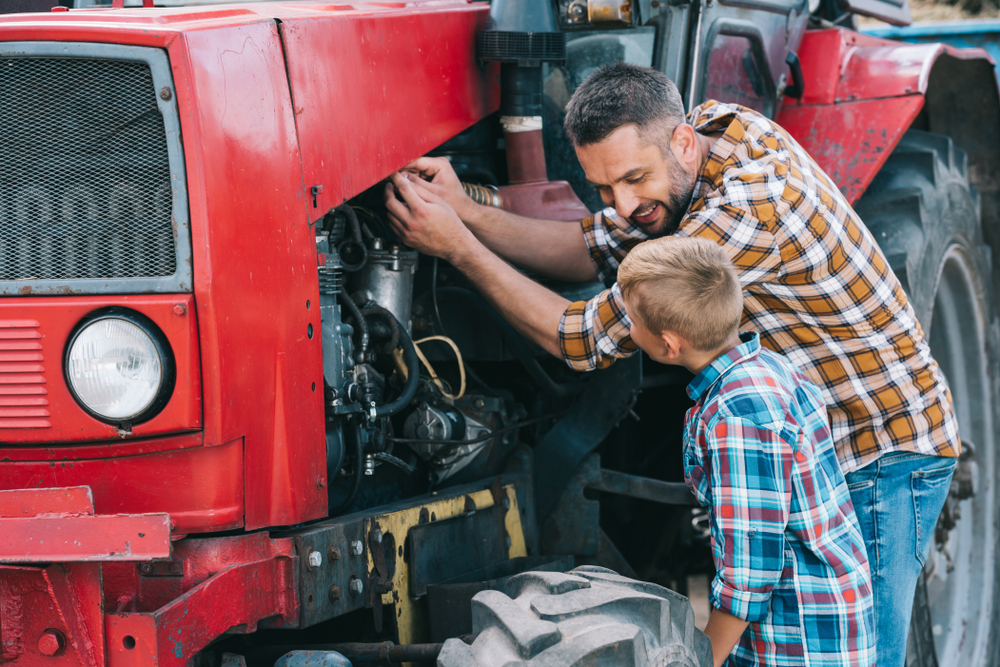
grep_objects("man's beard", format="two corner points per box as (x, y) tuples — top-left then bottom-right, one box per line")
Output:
(655, 152), (697, 238)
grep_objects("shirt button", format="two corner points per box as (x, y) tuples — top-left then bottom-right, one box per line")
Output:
(748, 530), (756, 539)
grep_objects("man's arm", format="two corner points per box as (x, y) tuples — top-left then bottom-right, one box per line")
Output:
(704, 608), (750, 667)
(384, 172), (568, 357)
(401, 157), (598, 282)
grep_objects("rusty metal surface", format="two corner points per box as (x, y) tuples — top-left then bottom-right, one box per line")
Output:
(0, 562), (105, 667)
(105, 535), (297, 667)
(0, 486), (94, 518)
(0, 514), (171, 563)
(777, 28), (998, 204)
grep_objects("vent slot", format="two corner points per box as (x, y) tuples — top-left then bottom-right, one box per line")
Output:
(0, 320), (49, 430)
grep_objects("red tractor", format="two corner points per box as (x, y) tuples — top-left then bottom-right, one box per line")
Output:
(0, 0), (997, 664)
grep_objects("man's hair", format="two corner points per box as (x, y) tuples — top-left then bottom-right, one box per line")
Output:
(618, 236), (743, 352)
(564, 61), (686, 147)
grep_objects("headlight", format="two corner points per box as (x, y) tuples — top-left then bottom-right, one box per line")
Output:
(65, 309), (175, 425)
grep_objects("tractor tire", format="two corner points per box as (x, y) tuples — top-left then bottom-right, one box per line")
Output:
(437, 566), (712, 667)
(854, 129), (1000, 667)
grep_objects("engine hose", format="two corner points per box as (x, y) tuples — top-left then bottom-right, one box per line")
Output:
(361, 303), (400, 354)
(462, 182), (502, 208)
(339, 291), (369, 356)
(336, 203), (368, 271)
(329, 421), (364, 516)
(435, 287), (585, 397)
(373, 312), (420, 419)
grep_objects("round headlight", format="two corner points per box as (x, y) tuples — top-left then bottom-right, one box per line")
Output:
(65, 310), (175, 424)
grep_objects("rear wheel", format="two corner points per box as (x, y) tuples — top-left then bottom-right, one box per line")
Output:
(437, 566), (711, 667)
(854, 130), (999, 667)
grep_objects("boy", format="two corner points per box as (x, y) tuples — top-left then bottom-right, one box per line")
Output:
(617, 236), (875, 667)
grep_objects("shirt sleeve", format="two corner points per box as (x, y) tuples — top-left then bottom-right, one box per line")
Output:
(703, 416), (792, 623)
(558, 282), (638, 371)
(582, 207), (650, 284)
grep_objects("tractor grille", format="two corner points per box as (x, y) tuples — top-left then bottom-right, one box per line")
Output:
(0, 57), (176, 282)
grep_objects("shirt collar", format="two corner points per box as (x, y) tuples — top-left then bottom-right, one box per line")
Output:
(687, 100), (743, 202)
(686, 331), (761, 401)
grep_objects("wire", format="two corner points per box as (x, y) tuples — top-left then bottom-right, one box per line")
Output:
(432, 256), (447, 335)
(412, 335), (466, 400)
(388, 411), (566, 447)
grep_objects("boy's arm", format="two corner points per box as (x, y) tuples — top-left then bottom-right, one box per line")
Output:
(701, 416), (792, 660)
(704, 608), (750, 667)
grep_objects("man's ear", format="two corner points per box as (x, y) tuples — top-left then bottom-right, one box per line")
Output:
(669, 123), (698, 169)
(660, 330), (684, 361)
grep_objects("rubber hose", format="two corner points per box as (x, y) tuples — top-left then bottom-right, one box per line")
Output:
(329, 421), (364, 516)
(339, 291), (369, 356)
(361, 303), (400, 354)
(373, 313), (420, 418)
(337, 203), (368, 271)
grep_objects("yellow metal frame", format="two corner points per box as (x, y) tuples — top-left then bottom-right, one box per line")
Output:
(364, 483), (527, 645)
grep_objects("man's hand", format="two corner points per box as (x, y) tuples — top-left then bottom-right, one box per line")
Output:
(384, 172), (479, 262)
(400, 157), (475, 219)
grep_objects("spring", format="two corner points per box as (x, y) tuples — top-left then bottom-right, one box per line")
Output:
(462, 182), (502, 208)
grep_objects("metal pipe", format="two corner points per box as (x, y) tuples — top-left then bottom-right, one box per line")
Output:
(289, 642), (444, 665)
(588, 469), (698, 506)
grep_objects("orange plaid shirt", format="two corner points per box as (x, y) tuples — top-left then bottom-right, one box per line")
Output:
(558, 101), (960, 472)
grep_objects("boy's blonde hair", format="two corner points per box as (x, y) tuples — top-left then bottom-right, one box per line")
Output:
(618, 236), (743, 352)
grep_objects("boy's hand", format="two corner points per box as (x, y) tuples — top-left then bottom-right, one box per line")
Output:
(383, 172), (479, 262)
(704, 607), (750, 667)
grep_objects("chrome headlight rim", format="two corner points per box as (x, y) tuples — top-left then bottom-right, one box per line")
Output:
(63, 307), (177, 427)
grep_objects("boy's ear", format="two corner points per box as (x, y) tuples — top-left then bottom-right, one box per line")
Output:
(660, 330), (684, 361)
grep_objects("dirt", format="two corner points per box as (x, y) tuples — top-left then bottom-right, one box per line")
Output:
(860, 0), (1000, 26)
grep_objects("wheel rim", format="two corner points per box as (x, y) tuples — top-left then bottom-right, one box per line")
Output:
(925, 245), (995, 666)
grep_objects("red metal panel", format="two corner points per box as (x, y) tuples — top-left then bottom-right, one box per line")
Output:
(0, 296), (200, 444)
(0, 562), (104, 667)
(277, 1), (498, 218)
(105, 535), (296, 667)
(778, 27), (997, 202)
(0, 486), (94, 517)
(778, 95), (925, 203)
(178, 20), (326, 529)
(0, 514), (170, 563)
(0, 436), (244, 535)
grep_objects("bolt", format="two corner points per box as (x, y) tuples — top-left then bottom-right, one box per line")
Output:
(139, 563), (153, 576)
(374, 576), (394, 594)
(159, 87), (172, 101)
(372, 527), (383, 544)
(328, 584), (343, 601)
(173, 303), (186, 316)
(474, 399), (485, 409)
(169, 561), (182, 575)
(307, 550), (323, 568)
(349, 577), (364, 597)
(37, 630), (63, 657)
(316, 475), (326, 489)
(350, 540), (364, 556)
(327, 545), (341, 561)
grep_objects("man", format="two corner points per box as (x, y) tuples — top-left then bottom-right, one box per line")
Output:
(383, 61), (958, 666)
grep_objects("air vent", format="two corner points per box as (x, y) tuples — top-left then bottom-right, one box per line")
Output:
(0, 320), (49, 430)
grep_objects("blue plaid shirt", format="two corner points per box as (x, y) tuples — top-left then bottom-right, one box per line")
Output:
(685, 332), (875, 667)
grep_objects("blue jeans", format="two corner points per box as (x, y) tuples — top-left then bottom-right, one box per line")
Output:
(844, 451), (957, 667)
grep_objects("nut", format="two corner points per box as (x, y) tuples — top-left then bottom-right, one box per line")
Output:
(349, 539), (364, 556)
(328, 584), (343, 602)
(349, 577), (364, 597)
(139, 563), (153, 576)
(37, 630), (64, 657)
(372, 527), (383, 544)
(159, 87), (172, 101)
(173, 303), (186, 316)
(308, 550), (323, 568)
(327, 545), (341, 561)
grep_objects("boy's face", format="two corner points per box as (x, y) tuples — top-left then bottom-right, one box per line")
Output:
(625, 297), (673, 365)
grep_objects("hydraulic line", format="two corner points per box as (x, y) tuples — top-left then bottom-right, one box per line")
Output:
(372, 311), (419, 418)
(329, 421), (364, 516)
(339, 291), (369, 358)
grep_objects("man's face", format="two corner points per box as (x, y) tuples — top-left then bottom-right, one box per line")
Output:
(576, 124), (697, 237)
